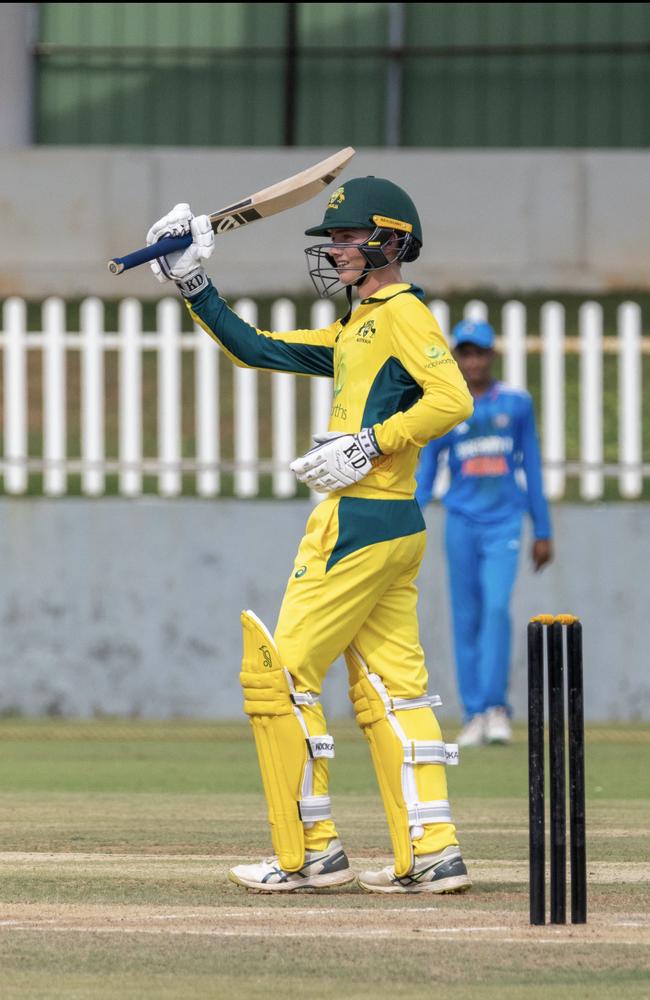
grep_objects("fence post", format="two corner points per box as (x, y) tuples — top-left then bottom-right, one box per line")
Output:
(541, 302), (566, 500)
(81, 298), (105, 496)
(579, 302), (603, 500)
(502, 301), (527, 389)
(157, 298), (182, 498)
(119, 299), (142, 497)
(2, 298), (28, 494)
(309, 301), (335, 505)
(464, 300), (488, 322)
(429, 299), (450, 341)
(309, 300), (335, 440)
(43, 298), (66, 497)
(271, 299), (297, 498)
(233, 299), (259, 498)
(618, 302), (642, 499)
(195, 325), (220, 498)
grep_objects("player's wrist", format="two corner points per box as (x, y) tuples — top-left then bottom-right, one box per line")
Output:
(175, 268), (208, 298)
(357, 427), (382, 459)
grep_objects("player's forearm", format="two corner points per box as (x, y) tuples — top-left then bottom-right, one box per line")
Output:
(528, 491), (553, 539)
(374, 385), (473, 455)
(523, 461), (552, 538)
(524, 449), (552, 537)
(520, 408), (553, 539)
(185, 281), (334, 376)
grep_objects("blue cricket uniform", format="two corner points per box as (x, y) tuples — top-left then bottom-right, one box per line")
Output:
(415, 381), (552, 720)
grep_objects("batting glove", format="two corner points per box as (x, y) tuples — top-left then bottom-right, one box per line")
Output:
(146, 203), (214, 297)
(290, 428), (382, 493)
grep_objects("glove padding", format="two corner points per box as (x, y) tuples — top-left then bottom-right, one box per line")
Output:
(146, 203), (214, 296)
(290, 428), (382, 493)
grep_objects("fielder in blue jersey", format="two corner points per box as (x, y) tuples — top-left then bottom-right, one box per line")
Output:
(415, 319), (553, 747)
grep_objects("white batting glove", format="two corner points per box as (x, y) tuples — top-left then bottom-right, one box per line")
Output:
(290, 428), (382, 493)
(146, 203), (214, 296)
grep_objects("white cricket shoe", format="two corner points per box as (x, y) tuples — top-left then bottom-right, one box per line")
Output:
(485, 706), (512, 744)
(228, 838), (355, 892)
(456, 714), (486, 748)
(358, 846), (472, 895)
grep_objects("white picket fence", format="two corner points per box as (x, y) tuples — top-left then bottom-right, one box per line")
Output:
(0, 296), (646, 500)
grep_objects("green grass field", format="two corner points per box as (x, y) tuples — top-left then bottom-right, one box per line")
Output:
(0, 719), (649, 999)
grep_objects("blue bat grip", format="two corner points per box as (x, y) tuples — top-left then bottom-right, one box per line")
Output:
(108, 233), (193, 274)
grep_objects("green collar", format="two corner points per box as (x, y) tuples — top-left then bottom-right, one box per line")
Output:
(360, 283), (426, 305)
(339, 283), (425, 330)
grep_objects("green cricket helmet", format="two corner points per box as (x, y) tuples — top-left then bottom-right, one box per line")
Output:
(304, 176), (422, 299)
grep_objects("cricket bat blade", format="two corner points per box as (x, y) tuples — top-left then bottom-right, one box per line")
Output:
(108, 146), (355, 275)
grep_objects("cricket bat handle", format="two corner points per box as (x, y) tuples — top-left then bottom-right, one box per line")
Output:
(108, 234), (192, 275)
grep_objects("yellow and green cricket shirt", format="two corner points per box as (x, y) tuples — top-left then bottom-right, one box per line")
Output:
(187, 280), (473, 565)
(187, 281), (471, 858)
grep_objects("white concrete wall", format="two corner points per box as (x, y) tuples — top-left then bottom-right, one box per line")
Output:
(0, 498), (648, 721)
(0, 148), (649, 299)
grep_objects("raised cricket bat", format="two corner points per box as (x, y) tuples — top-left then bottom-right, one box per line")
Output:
(108, 146), (355, 275)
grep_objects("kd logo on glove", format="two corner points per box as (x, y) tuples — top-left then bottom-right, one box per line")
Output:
(343, 441), (369, 471)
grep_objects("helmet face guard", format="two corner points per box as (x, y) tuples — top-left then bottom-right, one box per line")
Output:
(305, 226), (420, 299)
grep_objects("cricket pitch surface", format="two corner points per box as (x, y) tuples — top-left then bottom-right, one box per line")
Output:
(0, 720), (648, 999)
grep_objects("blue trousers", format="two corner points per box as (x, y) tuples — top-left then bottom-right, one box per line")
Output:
(444, 510), (522, 721)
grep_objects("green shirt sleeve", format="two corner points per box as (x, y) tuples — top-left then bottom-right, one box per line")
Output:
(186, 281), (337, 377)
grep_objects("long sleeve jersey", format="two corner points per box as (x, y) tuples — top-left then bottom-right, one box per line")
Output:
(415, 381), (552, 538)
(187, 280), (473, 500)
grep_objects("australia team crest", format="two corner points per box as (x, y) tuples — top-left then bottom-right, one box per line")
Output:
(356, 319), (377, 343)
(327, 186), (346, 211)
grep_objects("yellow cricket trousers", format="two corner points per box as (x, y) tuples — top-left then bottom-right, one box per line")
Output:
(273, 494), (458, 857)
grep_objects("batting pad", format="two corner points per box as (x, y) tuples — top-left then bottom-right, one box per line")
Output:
(346, 645), (456, 878)
(240, 610), (332, 872)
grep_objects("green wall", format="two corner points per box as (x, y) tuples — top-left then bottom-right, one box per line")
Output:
(36, 2), (650, 147)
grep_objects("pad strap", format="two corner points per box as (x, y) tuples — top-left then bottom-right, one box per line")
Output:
(284, 669), (321, 708)
(403, 740), (459, 765)
(388, 694), (442, 711)
(407, 800), (453, 826)
(299, 795), (332, 822)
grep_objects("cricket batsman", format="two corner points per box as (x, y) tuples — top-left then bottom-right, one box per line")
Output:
(145, 176), (474, 893)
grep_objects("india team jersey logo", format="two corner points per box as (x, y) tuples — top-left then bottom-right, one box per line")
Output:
(327, 186), (346, 210)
